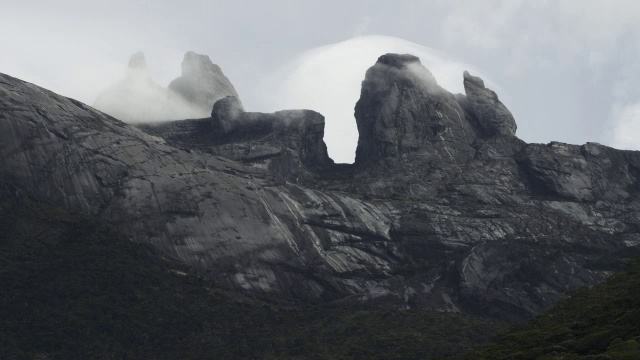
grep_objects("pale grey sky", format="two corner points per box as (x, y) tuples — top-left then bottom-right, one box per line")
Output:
(2, 0), (640, 163)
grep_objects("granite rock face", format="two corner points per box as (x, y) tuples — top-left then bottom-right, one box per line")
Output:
(2, 53), (640, 320)
(0, 72), (390, 306)
(168, 51), (239, 113)
(140, 95), (333, 182)
(461, 70), (517, 137)
(354, 54), (477, 166)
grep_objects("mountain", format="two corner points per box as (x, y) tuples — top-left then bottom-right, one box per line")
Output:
(2, 53), (640, 323)
(0, 181), (502, 359)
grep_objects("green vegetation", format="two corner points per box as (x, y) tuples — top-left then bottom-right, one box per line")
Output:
(460, 255), (640, 359)
(0, 189), (502, 359)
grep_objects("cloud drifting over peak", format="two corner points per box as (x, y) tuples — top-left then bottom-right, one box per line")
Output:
(93, 66), (209, 123)
(261, 35), (495, 163)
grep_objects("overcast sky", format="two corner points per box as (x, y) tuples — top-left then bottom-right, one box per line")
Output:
(2, 0), (640, 163)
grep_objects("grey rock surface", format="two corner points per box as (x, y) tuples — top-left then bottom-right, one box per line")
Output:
(354, 53), (477, 166)
(462, 70), (517, 137)
(139, 95), (333, 183)
(2, 53), (640, 320)
(168, 51), (239, 113)
(0, 72), (391, 306)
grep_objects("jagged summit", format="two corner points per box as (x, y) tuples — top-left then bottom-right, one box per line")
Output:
(353, 53), (520, 166)
(211, 95), (245, 119)
(462, 70), (483, 87)
(168, 51), (239, 112)
(462, 70), (517, 137)
(354, 53), (475, 165)
(127, 51), (147, 70)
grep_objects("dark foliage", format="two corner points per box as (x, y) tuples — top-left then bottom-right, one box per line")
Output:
(460, 254), (640, 359)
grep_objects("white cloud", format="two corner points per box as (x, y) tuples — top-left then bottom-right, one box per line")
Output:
(440, 0), (524, 51)
(259, 35), (495, 163)
(611, 103), (640, 150)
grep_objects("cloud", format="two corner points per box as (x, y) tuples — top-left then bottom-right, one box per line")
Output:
(260, 35), (495, 163)
(610, 103), (640, 151)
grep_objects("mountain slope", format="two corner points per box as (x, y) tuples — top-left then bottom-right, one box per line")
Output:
(0, 183), (502, 359)
(460, 255), (640, 359)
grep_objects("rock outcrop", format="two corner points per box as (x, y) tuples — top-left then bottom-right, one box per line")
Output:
(354, 54), (477, 166)
(2, 53), (640, 320)
(461, 70), (517, 137)
(168, 51), (239, 113)
(139, 95), (333, 182)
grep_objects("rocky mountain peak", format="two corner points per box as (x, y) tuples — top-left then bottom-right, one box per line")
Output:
(127, 51), (148, 71)
(211, 95), (245, 119)
(124, 51), (151, 82)
(354, 53), (475, 165)
(462, 70), (517, 137)
(376, 53), (421, 68)
(93, 51), (239, 122)
(4, 49), (640, 323)
(181, 51), (220, 77)
(168, 51), (239, 112)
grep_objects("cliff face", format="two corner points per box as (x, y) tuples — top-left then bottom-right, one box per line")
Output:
(461, 70), (517, 137)
(354, 54), (477, 166)
(2, 53), (640, 320)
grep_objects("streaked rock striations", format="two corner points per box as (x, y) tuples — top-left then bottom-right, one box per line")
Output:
(2, 53), (640, 320)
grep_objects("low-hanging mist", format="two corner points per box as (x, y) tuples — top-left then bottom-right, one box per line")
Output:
(93, 51), (238, 123)
(92, 37), (495, 163)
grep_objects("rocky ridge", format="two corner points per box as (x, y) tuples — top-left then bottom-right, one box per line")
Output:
(2, 53), (640, 320)
(140, 95), (332, 183)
